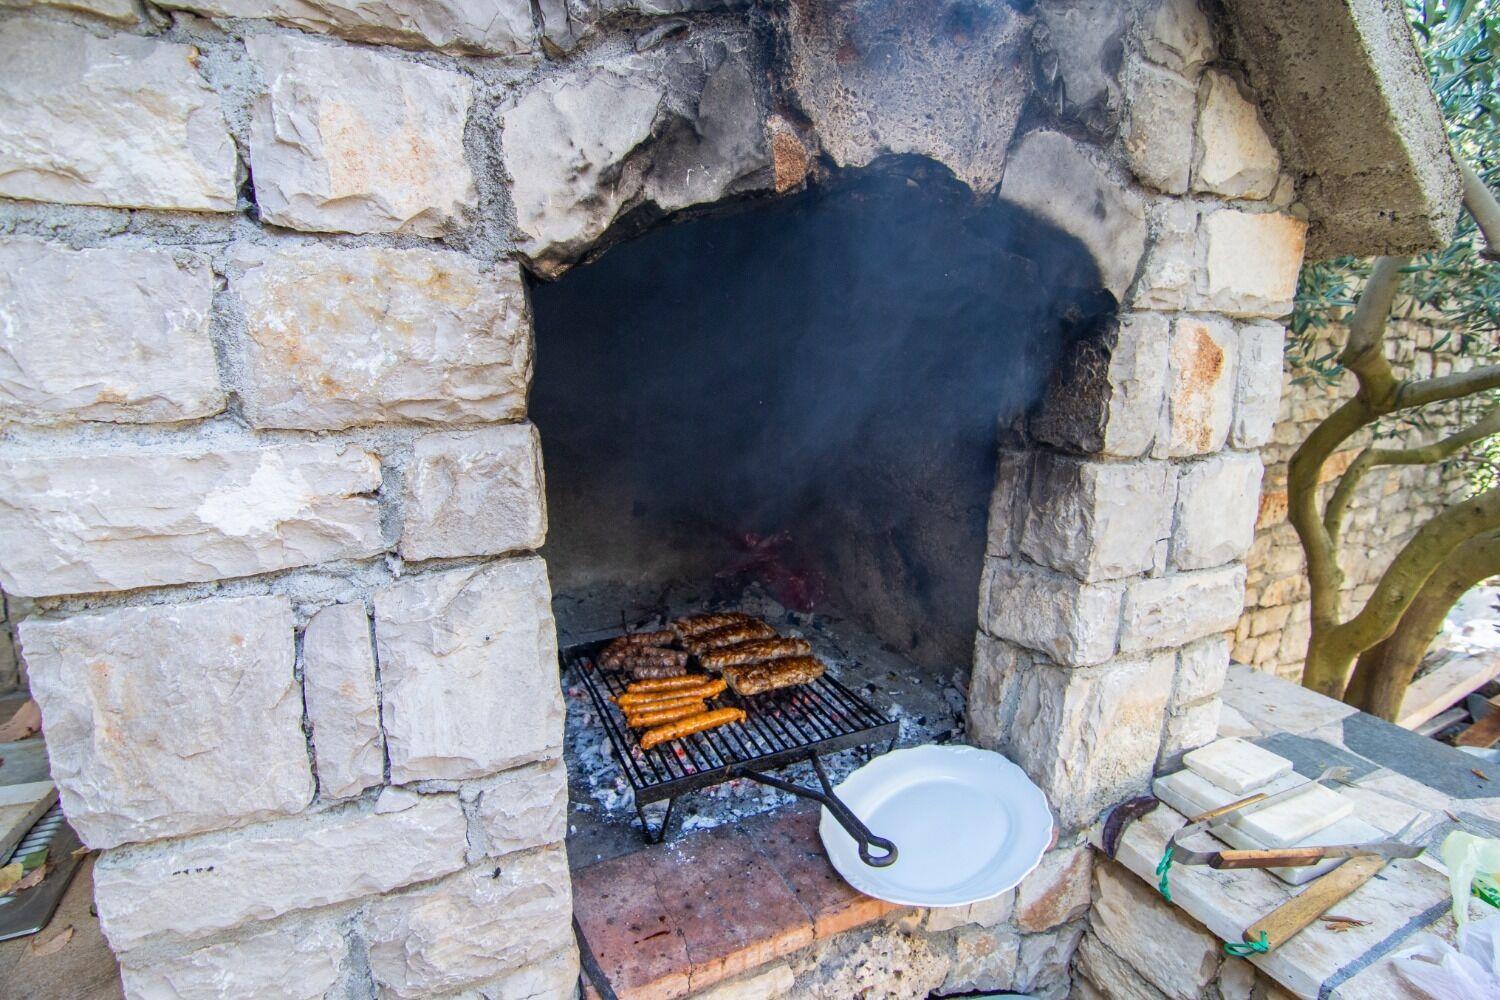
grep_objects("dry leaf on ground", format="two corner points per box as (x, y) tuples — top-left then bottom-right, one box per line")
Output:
(28, 925), (73, 957)
(0, 862), (23, 895)
(0, 700), (41, 741)
(7, 865), (48, 895)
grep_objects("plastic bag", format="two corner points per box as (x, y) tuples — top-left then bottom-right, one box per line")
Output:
(1393, 914), (1500, 999)
(1441, 831), (1500, 927)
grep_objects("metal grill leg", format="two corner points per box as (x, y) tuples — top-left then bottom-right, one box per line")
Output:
(635, 797), (678, 844)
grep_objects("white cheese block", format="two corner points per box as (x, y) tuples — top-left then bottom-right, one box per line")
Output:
(1183, 737), (1292, 794)
(1157, 766), (1353, 846)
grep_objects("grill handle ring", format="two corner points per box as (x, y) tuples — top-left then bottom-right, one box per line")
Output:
(737, 754), (898, 868)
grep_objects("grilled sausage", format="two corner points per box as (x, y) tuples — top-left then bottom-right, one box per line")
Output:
(617, 629), (676, 647)
(600, 643), (689, 673)
(698, 637), (813, 672)
(723, 656), (825, 696)
(627, 675), (713, 694)
(672, 612), (757, 639)
(629, 662), (690, 680)
(639, 708), (747, 750)
(616, 678), (726, 709)
(625, 702), (708, 728)
(685, 621), (777, 654)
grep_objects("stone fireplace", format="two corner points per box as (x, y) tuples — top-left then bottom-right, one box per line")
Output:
(0, 0), (1457, 997)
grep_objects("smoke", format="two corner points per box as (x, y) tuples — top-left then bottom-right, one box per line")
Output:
(531, 158), (1114, 662)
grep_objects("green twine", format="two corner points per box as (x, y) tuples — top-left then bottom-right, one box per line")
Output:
(1224, 932), (1271, 958)
(1156, 844), (1175, 902)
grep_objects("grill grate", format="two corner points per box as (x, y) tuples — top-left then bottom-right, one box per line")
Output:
(567, 636), (898, 842)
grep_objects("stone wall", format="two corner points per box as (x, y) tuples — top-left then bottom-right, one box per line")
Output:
(1237, 313), (1482, 680)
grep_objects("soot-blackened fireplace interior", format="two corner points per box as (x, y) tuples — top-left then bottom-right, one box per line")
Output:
(531, 162), (1114, 861)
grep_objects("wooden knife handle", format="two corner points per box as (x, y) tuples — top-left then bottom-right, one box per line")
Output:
(1190, 793), (1269, 824)
(1213, 847), (1329, 868)
(1244, 856), (1388, 951)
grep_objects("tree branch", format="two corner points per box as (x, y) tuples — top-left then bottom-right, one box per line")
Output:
(1397, 364), (1500, 409)
(1461, 159), (1500, 261)
(1339, 256), (1408, 406)
(1323, 407), (1500, 544)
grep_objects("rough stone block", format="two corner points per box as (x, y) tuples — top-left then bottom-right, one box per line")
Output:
(1171, 452), (1264, 570)
(1007, 653), (1174, 830)
(158, 0), (536, 55)
(1197, 210), (1307, 318)
(1090, 860), (1220, 999)
(461, 758), (567, 861)
(1121, 57), (1196, 194)
(0, 20), (237, 211)
(1159, 699), (1223, 770)
(230, 245), (531, 430)
(247, 35), (475, 236)
(1030, 312), (1170, 457)
(1194, 71), (1280, 200)
(1173, 634), (1230, 709)
(1231, 321), (1286, 448)
(1019, 456), (1174, 582)
(986, 451), (1031, 558)
(0, 0), (135, 20)
(941, 924), (1021, 995)
(925, 890), (1014, 932)
(1131, 201), (1197, 312)
(1015, 921), (1086, 995)
(118, 913), (345, 1000)
(503, 46), (769, 276)
(980, 560), (1123, 667)
(1167, 316), (1237, 456)
(1074, 932), (1169, 1000)
(966, 633), (1031, 752)
(1139, 0), (1214, 78)
(20, 595), (312, 849)
(999, 130), (1147, 301)
(0, 441), (383, 597)
(691, 963), (795, 1000)
(94, 788), (467, 951)
(364, 846), (573, 998)
(458, 947), (581, 1000)
(375, 558), (563, 783)
(1014, 844), (1092, 932)
(1119, 564), (1247, 654)
(399, 424), (546, 561)
(302, 602), (384, 801)
(0, 239), (223, 426)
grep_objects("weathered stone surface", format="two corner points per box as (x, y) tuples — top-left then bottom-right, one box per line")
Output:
(999, 130), (1147, 301)
(1194, 71), (1281, 200)
(1074, 931), (1169, 1000)
(0, 0), (134, 20)
(400, 424), (546, 561)
(1167, 316), (1237, 457)
(1197, 210), (1307, 318)
(1020, 456), (1174, 582)
(0, 20), (237, 211)
(159, 0), (536, 55)
(986, 451), (1030, 559)
(20, 596), (312, 850)
(779, 0), (1031, 190)
(230, 246), (531, 430)
(1139, 0), (1214, 78)
(1090, 860), (1220, 999)
(364, 846), (573, 999)
(1231, 321), (1286, 448)
(1014, 922), (1086, 995)
(691, 964), (795, 1000)
(247, 35), (475, 236)
(1131, 200), (1197, 312)
(1007, 653), (1173, 829)
(800, 922), (950, 1000)
(980, 560), (1123, 667)
(1121, 57), (1196, 194)
(302, 602), (384, 800)
(461, 758), (567, 861)
(966, 633), (1031, 752)
(1220, 0), (1459, 256)
(502, 43), (768, 275)
(1172, 452), (1263, 571)
(926, 891), (1014, 932)
(1031, 312), (1170, 458)
(1159, 698), (1222, 769)
(0, 239), (223, 426)
(1119, 564), (1247, 654)
(1173, 634), (1230, 709)
(94, 789), (467, 951)
(1031, 0), (1127, 136)
(942, 924), (1021, 994)
(118, 914), (345, 1000)
(455, 947), (581, 1000)
(1014, 844), (1093, 932)
(0, 441), (383, 597)
(374, 558), (563, 783)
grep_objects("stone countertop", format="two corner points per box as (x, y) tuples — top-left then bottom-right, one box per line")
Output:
(1094, 663), (1500, 999)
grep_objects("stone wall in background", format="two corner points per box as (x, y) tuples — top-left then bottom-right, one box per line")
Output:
(1238, 312), (1480, 680)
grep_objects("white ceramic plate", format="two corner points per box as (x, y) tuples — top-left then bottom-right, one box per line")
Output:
(818, 744), (1054, 906)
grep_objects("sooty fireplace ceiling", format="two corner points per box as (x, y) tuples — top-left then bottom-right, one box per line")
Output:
(532, 161), (1115, 676)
